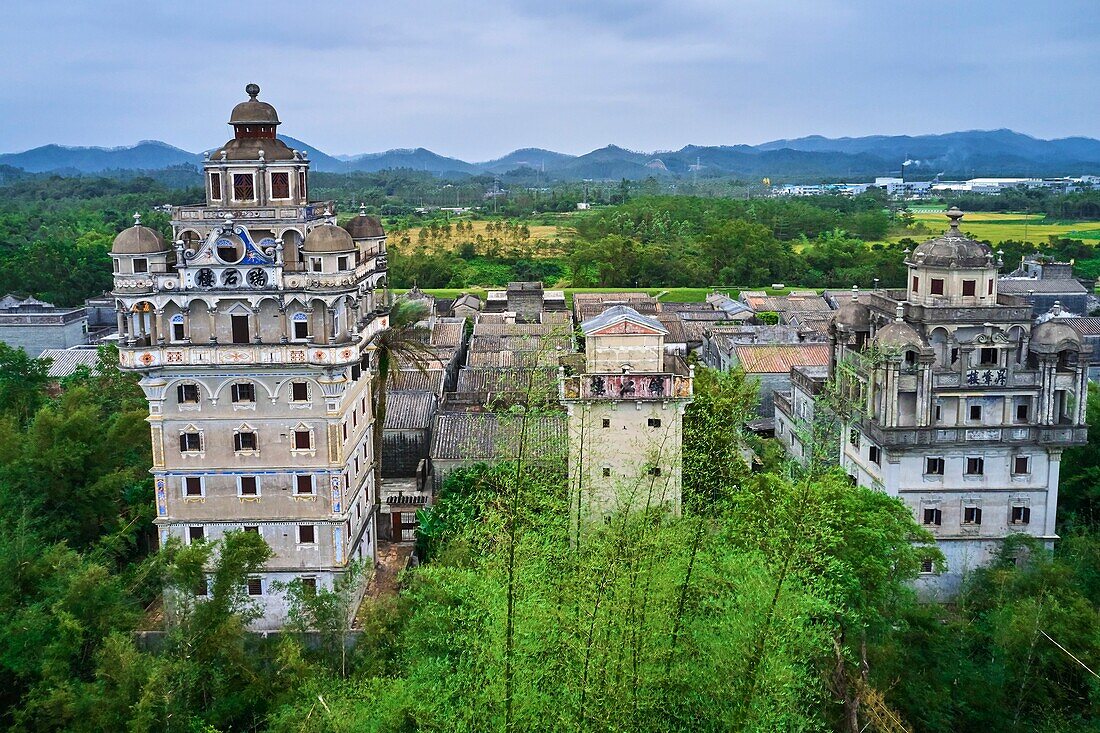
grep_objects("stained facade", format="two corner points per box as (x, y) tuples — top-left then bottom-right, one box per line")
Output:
(776, 209), (1089, 597)
(111, 85), (389, 627)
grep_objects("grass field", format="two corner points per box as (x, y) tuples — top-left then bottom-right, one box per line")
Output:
(401, 285), (811, 306)
(897, 210), (1100, 244)
(391, 220), (566, 246)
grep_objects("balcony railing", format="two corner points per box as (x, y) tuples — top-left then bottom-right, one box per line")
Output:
(560, 372), (693, 401)
(860, 419), (1087, 448)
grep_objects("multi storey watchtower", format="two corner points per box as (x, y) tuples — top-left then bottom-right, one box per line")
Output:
(111, 84), (389, 627)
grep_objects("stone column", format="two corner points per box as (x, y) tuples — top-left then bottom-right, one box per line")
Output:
(208, 306), (219, 345)
(116, 309), (126, 341)
(154, 309), (165, 345)
(182, 307), (192, 344)
(305, 307), (315, 343)
(278, 304), (289, 344)
(1046, 449), (1062, 537)
(251, 307), (261, 344)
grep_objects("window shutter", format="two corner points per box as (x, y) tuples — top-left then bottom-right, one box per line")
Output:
(1022, 507), (1031, 524)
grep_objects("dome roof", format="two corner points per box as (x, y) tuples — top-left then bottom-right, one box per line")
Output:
(112, 215), (168, 255)
(303, 224), (355, 253)
(344, 209), (385, 239)
(835, 290), (871, 330)
(229, 83), (280, 126)
(1030, 320), (1081, 354)
(211, 137), (296, 162)
(874, 305), (924, 349)
(908, 208), (994, 269)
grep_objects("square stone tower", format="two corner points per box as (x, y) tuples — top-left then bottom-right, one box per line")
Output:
(560, 305), (694, 526)
(110, 85), (389, 628)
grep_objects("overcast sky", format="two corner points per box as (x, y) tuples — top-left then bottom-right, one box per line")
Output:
(2, 0), (1097, 160)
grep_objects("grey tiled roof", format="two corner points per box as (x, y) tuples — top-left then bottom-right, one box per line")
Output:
(580, 305), (666, 335)
(455, 366), (558, 395)
(391, 368), (445, 394)
(39, 347), (101, 378)
(430, 411), (567, 461)
(431, 319), (467, 347)
(383, 390), (438, 431)
(999, 278), (1088, 294)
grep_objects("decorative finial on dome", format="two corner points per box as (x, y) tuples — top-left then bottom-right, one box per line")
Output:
(850, 285), (859, 301)
(359, 203), (367, 217)
(246, 83), (260, 100)
(895, 302), (904, 322)
(1052, 300), (1063, 317)
(946, 206), (964, 232)
(133, 212), (141, 227)
(258, 148), (265, 160)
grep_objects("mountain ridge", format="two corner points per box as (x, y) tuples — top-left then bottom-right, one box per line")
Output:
(4, 129), (1100, 180)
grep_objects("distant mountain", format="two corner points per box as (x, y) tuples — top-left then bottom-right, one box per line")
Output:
(340, 147), (480, 176)
(5, 129), (1100, 181)
(755, 129), (1100, 176)
(0, 140), (197, 173)
(478, 148), (576, 174)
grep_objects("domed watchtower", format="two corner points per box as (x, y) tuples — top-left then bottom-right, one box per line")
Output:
(905, 207), (1002, 306)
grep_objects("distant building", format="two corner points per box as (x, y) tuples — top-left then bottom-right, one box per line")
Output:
(999, 255), (1090, 317)
(0, 294), (88, 356)
(39, 345), (102, 378)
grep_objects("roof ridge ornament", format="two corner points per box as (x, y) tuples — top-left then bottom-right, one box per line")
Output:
(246, 83), (260, 100)
(133, 212), (141, 227)
(850, 285), (859, 301)
(359, 203), (367, 217)
(895, 302), (904, 322)
(946, 206), (964, 232)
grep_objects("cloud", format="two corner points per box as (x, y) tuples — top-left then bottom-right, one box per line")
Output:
(0, 0), (1097, 159)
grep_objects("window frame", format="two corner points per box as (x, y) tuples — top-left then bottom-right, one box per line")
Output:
(209, 172), (222, 200)
(179, 430), (203, 454)
(965, 457), (985, 476)
(295, 474), (315, 496)
(290, 381), (310, 403)
(963, 505), (983, 525)
(925, 457), (944, 476)
(231, 382), (256, 404)
(183, 475), (204, 498)
(233, 173), (255, 202)
(270, 171), (291, 199)
(930, 278), (945, 296)
(1010, 505), (1031, 525)
(233, 429), (259, 454)
(297, 524), (316, 545)
(238, 475), (259, 497)
(1012, 455), (1031, 475)
(177, 383), (200, 405)
(962, 279), (976, 297)
(922, 507), (942, 526)
(246, 577), (263, 596)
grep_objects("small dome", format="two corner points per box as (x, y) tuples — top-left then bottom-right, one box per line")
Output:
(835, 292), (871, 330)
(344, 210), (385, 239)
(112, 215), (168, 255)
(1030, 320), (1081, 354)
(229, 83), (280, 126)
(908, 208), (994, 269)
(211, 137), (295, 161)
(875, 306), (924, 349)
(303, 224), (355, 253)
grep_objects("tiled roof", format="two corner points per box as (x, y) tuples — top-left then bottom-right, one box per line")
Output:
(39, 347), (101, 378)
(733, 343), (831, 374)
(1062, 317), (1100, 336)
(456, 366), (558, 395)
(431, 318), (466, 348)
(657, 314), (690, 344)
(473, 322), (564, 337)
(999, 278), (1088, 294)
(391, 368), (445, 394)
(383, 390), (438, 431)
(541, 310), (573, 325)
(740, 291), (832, 313)
(466, 350), (559, 368)
(580, 305), (666, 335)
(430, 411), (567, 461)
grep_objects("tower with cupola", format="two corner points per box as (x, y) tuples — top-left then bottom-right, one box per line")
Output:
(111, 85), (389, 628)
(777, 208), (1089, 598)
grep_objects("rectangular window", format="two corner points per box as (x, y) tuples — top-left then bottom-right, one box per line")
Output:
(209, 172), (222, 200)
(233, 173), (255, 201)
(239, 476), (258, 496)
(301, 577), (317, 595)
(293, 320), (309, 340)
(243, 525), (260, 534)
(963, 506), (983, 525)
(177, 384), (199, 404)
(922, 507), (942, 526)
(310, 257), (323, 273)
(930, 278), (944, 295)
(270, 172), (290, 199)
(234, 431), (257, 452)
(849, 429), (860, 447)
(294, 430), (312, 450)
(602, 418), (610, 428)
(298, 171), (307, 200)
(338, 256), (350, 271)
(648, 466), (662, 477)
(172, 322), (185, 341)
(912, 275), (919, 292)
(979, 348), (997, 365)
(298, 525), (316, 544)
(966, 457), (984, 476)
(648, 418), (662, 428)
(969, 404), (982, 421)
(188, 525), (205, 543)
(231, 383), (255, 403)
(1011, 506), (1031, 525)
(988, 279), (994, 295)
(247, 577), (262, 596)
(295, 475), (314, 495)
(962, 279), (976, 296)
(920, 558), (935, 574)
(179, 432), (202, 453)
(291, 382), (309, 402)
(1013, 456), (1030, 475)
(925, 457), (944, 475)
(195, 577), (209, 596)
(1016, 403), (1029, 422)
(231, 315), (250, 345)
(934, 403), (943, 423)
(602, 467), (611, 477)
(868, 446), (881, 465)
(184, 476), (203, 497)
(133, 258), (148, 274)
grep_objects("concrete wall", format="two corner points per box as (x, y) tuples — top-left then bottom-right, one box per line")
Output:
(0, 317), (88, 357)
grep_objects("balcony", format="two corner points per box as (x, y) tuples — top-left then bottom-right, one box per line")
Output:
(173, 200), (336, 223)
(559, 372), (693, 401)
(860, 419), (1087, 449)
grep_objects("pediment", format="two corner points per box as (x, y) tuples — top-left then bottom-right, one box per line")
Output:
(589, 320), (664, 336)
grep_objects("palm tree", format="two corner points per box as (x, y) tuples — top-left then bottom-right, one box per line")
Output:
(368, 298), (433, 540)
